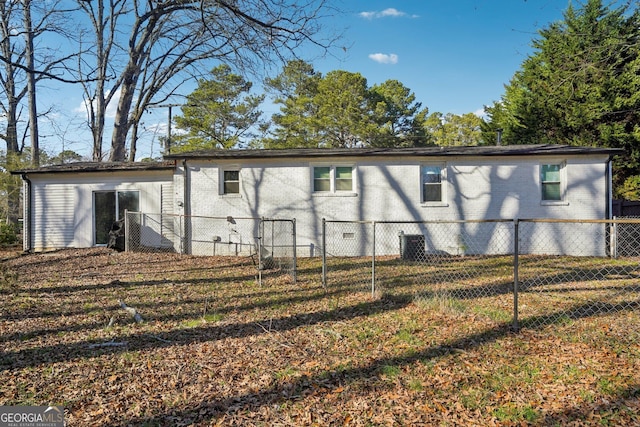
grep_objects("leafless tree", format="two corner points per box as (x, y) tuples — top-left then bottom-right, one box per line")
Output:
(0, 0), (26, 156)
(0, 0), (77, 224)
(0, 0), (77, 163)
(74, 0), (339, 162)
(75, 0), (128, 162)
(22, 0), (39, 166)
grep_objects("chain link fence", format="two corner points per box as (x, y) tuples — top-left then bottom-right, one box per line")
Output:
(122, 213), (638, 334)
(516, 219), (640, 335)
(322, 218), (640, 335)
(258, 219), (297, 283)
(124, 212), (296, 284)
(322, 219), (516, 327)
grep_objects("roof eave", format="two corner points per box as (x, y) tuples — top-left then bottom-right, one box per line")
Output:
(11, 160), (176, 175)
(164, 145), (624, 161)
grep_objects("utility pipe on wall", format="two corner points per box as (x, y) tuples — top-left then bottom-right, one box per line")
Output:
(21, 173), (32, 252)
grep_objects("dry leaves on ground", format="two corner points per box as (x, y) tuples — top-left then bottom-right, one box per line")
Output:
(0, 248), (638, 426)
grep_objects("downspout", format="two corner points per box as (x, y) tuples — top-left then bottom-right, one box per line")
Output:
(182, 159), (191, 254)
(606, 157), (613, 219)
(606, 157), (615, 258)
(21, 173), (33, 253)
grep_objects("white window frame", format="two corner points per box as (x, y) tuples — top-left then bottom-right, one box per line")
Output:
(420, 163), (447, 206)
(311, 164), (357, 196)
(540, 161), (568, 205)
(220, 167), (241, 196)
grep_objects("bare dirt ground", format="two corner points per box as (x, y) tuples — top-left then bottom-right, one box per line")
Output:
(1, 247), (638, 426)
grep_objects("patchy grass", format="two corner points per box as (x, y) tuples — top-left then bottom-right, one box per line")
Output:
(0, 248), (639, 426)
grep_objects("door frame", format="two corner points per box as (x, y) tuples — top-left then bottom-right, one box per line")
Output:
(93, 190), (140, 246)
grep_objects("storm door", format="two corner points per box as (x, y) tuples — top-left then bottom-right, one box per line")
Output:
(93, 190), (139, 245)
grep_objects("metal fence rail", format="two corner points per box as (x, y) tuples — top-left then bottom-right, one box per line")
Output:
(322, 218), (640, 335)
(124, 212), (296, 284)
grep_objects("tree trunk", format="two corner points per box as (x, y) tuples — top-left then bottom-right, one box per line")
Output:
(109, 30), (145, 162)
(22, 0), (39, 167)
(4, 106), (19, 154)
(109, 75), (136, 161)
(92, 91), (106, 161)
(128, 115), (139, 162)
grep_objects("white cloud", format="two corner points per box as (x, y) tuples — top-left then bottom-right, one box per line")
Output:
(359, 11), (376, 19)
(368, 53), (399, 64)
(74, 88), (121, 119)
(380, 8), (405, 17)
(359, 8), (414, 19)
(474, 108), (487, 119)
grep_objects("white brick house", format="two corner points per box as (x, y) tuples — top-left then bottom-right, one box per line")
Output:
(16, 145), (621, 254)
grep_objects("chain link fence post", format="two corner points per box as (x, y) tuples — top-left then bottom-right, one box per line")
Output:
(124, 209), (129, 253)
(257, 234), (263, 286)
(611, 217), (618, 259)
(178, 214), (183, 254)
(292, 218), (297, 284)
(513, 218), (520, 332)
(322, 218), (327, 290)
(371, 221), (376, 298)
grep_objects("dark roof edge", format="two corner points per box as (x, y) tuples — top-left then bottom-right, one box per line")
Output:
(164, 144), (624, 160)
(11, 160), (176, 175)
(11, 145), (624, 174)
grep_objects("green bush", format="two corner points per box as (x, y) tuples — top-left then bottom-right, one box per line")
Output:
(616, 175), (640, 201)
(0, 222), (19, 246)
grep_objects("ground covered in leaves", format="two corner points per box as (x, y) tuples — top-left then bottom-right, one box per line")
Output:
(1, 248), (639, 426)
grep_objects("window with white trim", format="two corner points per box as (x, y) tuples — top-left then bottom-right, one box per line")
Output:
(421, 164), (445, 203)
(312, 165), (354, 193)
(222, 169), (240, 194)
(540, 163), (564, 201)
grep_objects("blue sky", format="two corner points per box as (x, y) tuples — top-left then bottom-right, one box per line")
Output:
(309, 0), (573, 117)
(36, 1), (592, 160)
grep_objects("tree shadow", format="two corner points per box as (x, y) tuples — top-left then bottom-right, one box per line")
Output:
(0, 278), (367, 344)
(0, 294), (413, 371)
(540, 383), (640, 425)
(115, 298), (639, 426)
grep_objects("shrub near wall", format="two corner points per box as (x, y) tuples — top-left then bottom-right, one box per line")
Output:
(0, 222), (19, 246)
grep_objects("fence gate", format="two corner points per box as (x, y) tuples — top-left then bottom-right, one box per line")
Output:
(258, 218), (297, 284)
(124, 212), (297, 284)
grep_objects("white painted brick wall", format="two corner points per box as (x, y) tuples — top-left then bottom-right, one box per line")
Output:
(184, 155), (610, 256)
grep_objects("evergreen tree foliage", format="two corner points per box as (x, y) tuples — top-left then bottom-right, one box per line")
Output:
(424, 112), (484, 146)
(483, 0), (640, 193)
(314, 70), (375, 148)
(369, 80), (430, 147)
(618, 175), (640, 201)
(263, 60), (323, 148)
(172, 65), (265, 152)
(262, 61), (430, 148)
